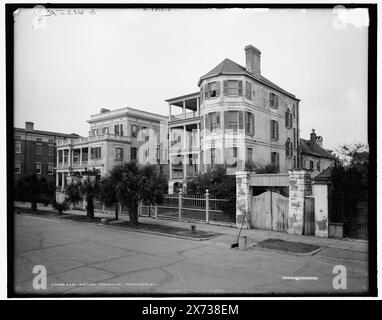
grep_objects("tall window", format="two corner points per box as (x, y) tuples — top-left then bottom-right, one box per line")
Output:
(211, 148), (216, 166)
(206, 112), (220, 133)
(63, 150), (69, 163)
(48, 145), (54, 156)
(47, 163), (54, 175)
(225, 147), (238, 166)
(35, 142), (42, 155)
(15, 162), (21, 174)
(15, 141), (21, 153)
(223, 80), (243, 96)
(292, 104), (296, 118)
(131, 124), (138, 138)
(226, 111), (239, 132)
(271, 152), (280, 171)
(115, 147), (123, 160)
(285, 108), (292, 129)
(91, 147), (102, 160)
(102, 127), (109, 134)
(269, 92), (279, 108)
(73, 150), (80, 163)
(270, 120), (279, 140)
(245, 81), (252, 99)
(293, 128), (297, 147)
(92, 128), (98, 136)
(35, 162), (42, 175)
(131, 147), (137, 161)
(285, 138), (293, 158)
(310, 160), (314, 170)
(317, 162), (321, 171)
(204, 81), (220, 99)
(247, 148), (253, 161)
(245, 112), (255, 136)
(114, 124), (123, 136)
(82, 148), (88, 162)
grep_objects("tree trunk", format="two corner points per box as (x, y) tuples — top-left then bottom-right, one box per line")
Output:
(115, 203), (119, 220)
(129, 202), (139, 226)
(31, 201), (37, 212)
(86, 195), (94, 219)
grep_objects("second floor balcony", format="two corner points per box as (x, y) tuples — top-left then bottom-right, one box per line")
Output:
(166, 92), (201, 124)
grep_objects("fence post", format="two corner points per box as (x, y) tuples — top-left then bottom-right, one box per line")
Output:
(178, 189), (183, 221)
(154, 205), (158, 219)
(205, 189), (210, 223)
(119, 203), (122, 214)
(102, 203), (105, 213)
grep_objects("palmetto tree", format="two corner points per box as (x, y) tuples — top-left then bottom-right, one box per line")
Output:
(65, 175), (100, 219)
(106, 162), (166, 226)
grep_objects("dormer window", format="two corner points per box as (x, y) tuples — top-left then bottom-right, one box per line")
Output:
(223, 80), (243, 96)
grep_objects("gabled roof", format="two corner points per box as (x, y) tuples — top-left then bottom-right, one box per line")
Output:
(301, 139), (335, 160)
(313, 167), (332, 182)
(197, 58), (298, 100)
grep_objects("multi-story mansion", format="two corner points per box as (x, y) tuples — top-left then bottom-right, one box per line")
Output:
(55, 107), (168, 190)
(167, 45), (301, 192)
(14, 121), (79, 184)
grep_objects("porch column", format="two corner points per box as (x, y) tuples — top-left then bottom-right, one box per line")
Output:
(288, 169), (312, 235)
(57, 149), (60, 167)
(183, 154), (187, 179)
(312, 180), (330, 238)
(196, 97), (200, 116)
(235, 171), (251, 229)
(169, 154), (173, 179)
(56, 172), (59, 188)
(182, 100), (186, 119)
(80, 148), (82, 166)
(168, 103), (172, 122)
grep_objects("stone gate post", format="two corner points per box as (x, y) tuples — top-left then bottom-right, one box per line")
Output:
(288, 169), (312, 235)
(235, 171), (251, 229)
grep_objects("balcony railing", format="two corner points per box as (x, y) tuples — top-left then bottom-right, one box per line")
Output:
(56, 134), (131, 147)
(170, 111), (199, 122)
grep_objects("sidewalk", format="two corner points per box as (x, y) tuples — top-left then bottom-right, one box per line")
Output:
(14, 201), (368, 254)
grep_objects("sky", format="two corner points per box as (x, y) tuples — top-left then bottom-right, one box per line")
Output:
(13, 7), (369, 150)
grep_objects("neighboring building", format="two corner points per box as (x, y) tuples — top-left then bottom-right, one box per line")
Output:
(14, 121), (79, 184)
(301, 129), (335, 178)
(167, 45), (301, 192)
(55, 107), (169, 190)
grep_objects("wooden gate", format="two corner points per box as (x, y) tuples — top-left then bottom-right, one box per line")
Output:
(304, 197), (315, 235)
(251, 191), (288, 232)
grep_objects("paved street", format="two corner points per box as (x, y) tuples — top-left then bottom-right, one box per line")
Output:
(13, 213), (368, 295)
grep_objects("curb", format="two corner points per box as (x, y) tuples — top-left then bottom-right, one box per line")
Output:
(16, 210), (219, 242)
(250, 244), (322, 256)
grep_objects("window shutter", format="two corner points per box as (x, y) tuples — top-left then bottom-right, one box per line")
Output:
(223, 81), (228, 95)
(205, 113), (211, 132)
(275, 95), (279, 108)
(285, 112), (288, 128)
(216, 81), (220, 97)
(252, 114), (255, 135)
(276, 153), (280, 168)
(200, 115), (204, 131)
(270, 120), (273, 140)
(238, 111), (244, 130)
(276, 121), (279, 140)
(245, 112), (248, 135)
(238, 81), (243, 96)
(204, 84), (209, 99)
(200, 88), (203, 103)
(224, 111), (229, 131)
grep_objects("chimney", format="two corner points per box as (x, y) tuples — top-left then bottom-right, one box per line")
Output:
(245, 45), (261, 75)
(25, 121), (34, 131)
(310, 129), (317, 143)
(316, 136), (323, 147)
(100, 108), (110, 113)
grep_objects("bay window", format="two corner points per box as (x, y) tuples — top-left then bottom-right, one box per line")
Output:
(223, 80), (243, 96)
